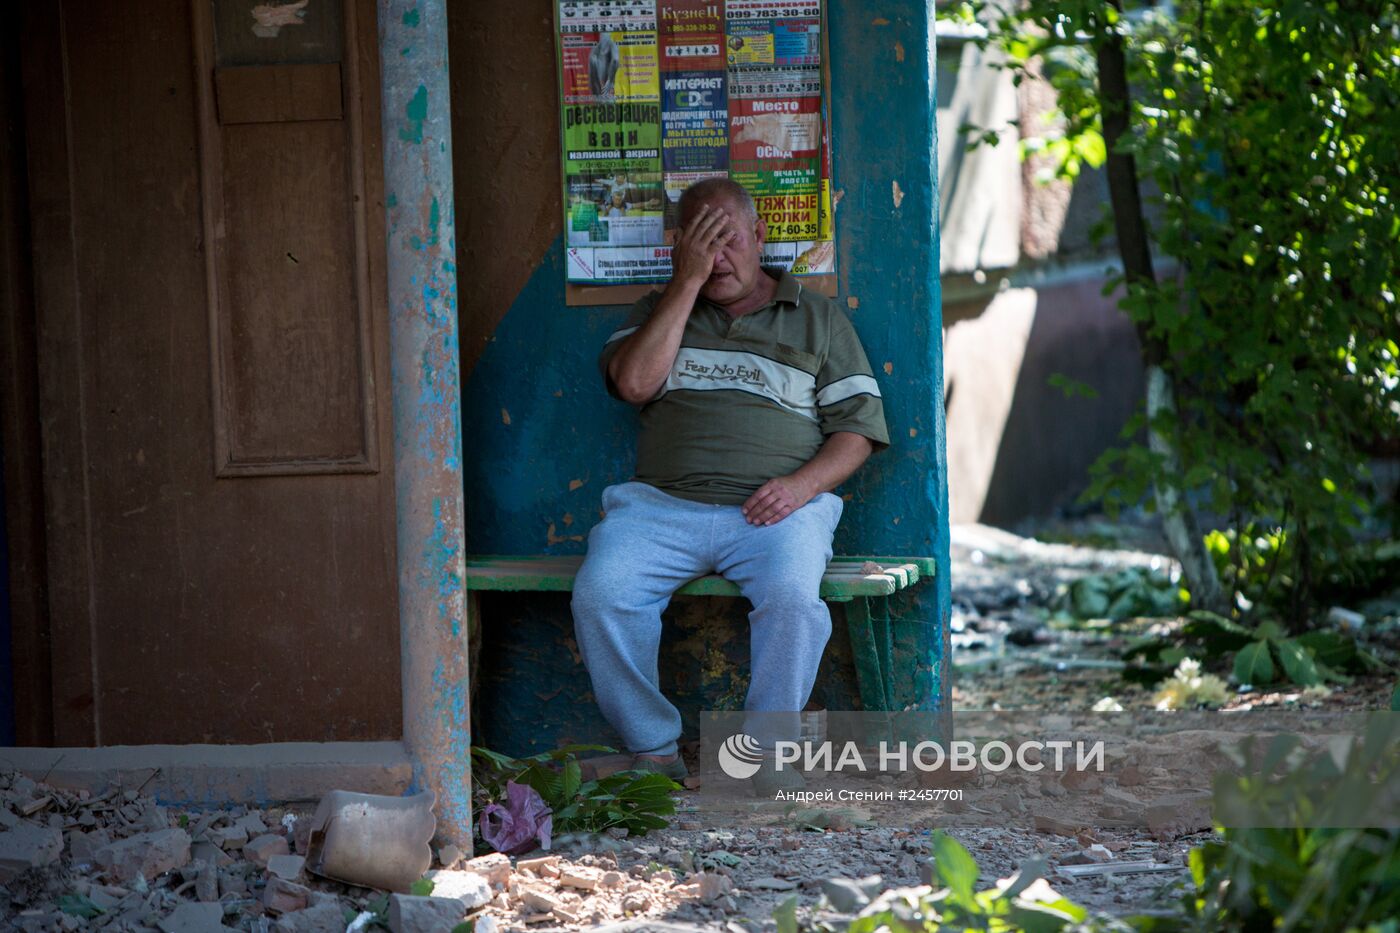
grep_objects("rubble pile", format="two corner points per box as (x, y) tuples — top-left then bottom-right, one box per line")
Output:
(0, 770), (927, 932)
(0, 770), (491, 933)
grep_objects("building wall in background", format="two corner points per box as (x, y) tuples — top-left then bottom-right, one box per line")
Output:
(936, 26), (1144, 526)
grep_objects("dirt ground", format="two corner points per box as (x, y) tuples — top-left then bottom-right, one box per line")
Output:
(4, 519), (1395, 932)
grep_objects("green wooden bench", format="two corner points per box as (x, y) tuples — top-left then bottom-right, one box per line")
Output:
(464, 554), (936, 713)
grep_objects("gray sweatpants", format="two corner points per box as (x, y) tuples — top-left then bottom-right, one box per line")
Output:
(571, 480), (843, 757)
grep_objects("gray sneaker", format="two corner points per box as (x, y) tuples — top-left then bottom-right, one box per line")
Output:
(750, 758), (806, 798)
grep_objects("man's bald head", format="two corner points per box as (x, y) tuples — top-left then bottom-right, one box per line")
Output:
(679, 177), (758, 225)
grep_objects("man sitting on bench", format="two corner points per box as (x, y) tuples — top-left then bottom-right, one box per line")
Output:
(571, 178), (889, 795)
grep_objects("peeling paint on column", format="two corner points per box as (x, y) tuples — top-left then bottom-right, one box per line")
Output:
(379, 0), (471, 847)
(400, 85), (428, 144)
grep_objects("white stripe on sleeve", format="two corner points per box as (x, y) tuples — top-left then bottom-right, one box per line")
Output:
(605, 325), (640, 344)
(817, 374), (882, 407)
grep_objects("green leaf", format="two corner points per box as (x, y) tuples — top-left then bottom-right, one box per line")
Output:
(772, 894), (798, 933)
(1234, 640), (1276, 684)
(931, 832), (980, 902)
(561, 759), (582, 802)
(1273, 638), (1321, 686)
(1391, 681), (1399, 712)
(409, 877), (435, 896)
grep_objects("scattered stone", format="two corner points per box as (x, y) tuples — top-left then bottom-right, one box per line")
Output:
(155, 901), (225, 933)
(1146, 793), (1213, 837)
(473, 916), (501, 933)
(1087, 844), (1115, 862)
(560, 867), (600, 890)
(267, 853), (306, 881)
(206, 824), (248, 850)
(66, 830), (99, 867)
(520, 887), (564, 913)
(1117, 765), (1147, 787)
(219, 867), (248, 897)
(820, 874), (883, 913)
(196, 859), (219, 902)
(18, 795), (53, 817)
(698, 871), (734, 903)
(1033, 813), (1081, 836)
(231, 812), (268, 837)
(422, 869), (493, 909)
(464, 852), (510, 886)
(1061, 769), (1101, 791)
(436, 843), (462, 868)
(388, 893), (467, 932)
(263, 877), (312, 914)
(600, 870), (625, 888)
(271, 901), (345, 933)
(750, 876), (798, 891)
(517, 855), (560, 875)
(621, 891), (651, 912)
(1102, 787), (1142, 808)
(244, 833), (290, 868)
(94, 828), (191, 884)
(0, 821), (64, 881)
(191, 840), (233, 869)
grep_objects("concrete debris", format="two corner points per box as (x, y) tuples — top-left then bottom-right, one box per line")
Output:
(387, 893), (468, 932)
(243, 833), (289, 868)
(436, 843), (462, 868)
(261, 876), (311, 914)
(265, 853), (306, 881)
(463, 851), (511, 886)
(0, 721), (1210, 932)
(0, 821), (64, 881)
(421, 868), (493, 909)
(94, 828), (192, 884)
(269, 900), (345, 933)
(156, 901), (228, 933)
(819, 874), (883, 913)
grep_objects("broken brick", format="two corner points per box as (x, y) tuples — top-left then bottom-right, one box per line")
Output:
(94, 828), (191, 884)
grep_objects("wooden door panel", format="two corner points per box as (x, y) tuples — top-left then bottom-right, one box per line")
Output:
(24, 0), (400, 745)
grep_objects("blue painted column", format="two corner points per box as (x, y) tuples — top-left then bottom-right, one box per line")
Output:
(377, 0), (471, 844)
(826, 1), (949, 715)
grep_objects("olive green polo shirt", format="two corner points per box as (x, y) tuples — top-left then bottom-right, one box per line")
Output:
(598, 270), (890, 505)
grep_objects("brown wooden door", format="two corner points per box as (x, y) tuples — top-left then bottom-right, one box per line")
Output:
(20, 0), (400, 745)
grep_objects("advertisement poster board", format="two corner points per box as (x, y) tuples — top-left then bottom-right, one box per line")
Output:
(556, 0), (835, 301)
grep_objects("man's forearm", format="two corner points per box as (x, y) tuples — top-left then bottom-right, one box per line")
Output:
(607, 277), (699, 403)
(788, 431), (874, 500)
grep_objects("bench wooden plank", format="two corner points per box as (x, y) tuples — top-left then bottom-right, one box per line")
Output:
(464, 554), (934, 600)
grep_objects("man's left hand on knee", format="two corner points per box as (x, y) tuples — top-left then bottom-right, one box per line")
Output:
(741, 474), (815, 526)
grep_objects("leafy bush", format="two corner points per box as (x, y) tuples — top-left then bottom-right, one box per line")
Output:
(1123, 610), (1380, 687)
(948, 0), (1400, 626)
(470, 744), (678, 846)
(1143, 717), (1400, 931)
(1057, 567), (1186, 621)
